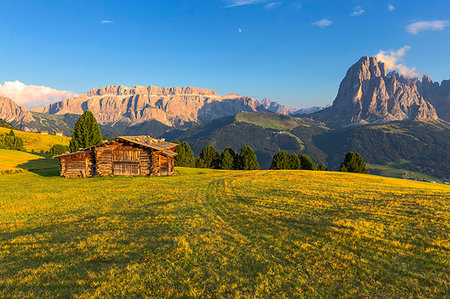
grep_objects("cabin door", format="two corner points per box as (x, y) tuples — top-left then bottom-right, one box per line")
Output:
(112, 150), (141, 176)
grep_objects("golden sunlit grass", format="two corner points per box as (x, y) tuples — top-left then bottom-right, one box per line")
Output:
(0, 154), (449, 297)
(0, 127), (70, 152)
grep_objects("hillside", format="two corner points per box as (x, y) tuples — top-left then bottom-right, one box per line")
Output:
(166, 112), (449, 181)
(0, 158), (448, 297)
(0, 127), (71, 152)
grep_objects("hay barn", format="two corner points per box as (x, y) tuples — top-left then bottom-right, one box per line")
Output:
(53, 136), (178, 178)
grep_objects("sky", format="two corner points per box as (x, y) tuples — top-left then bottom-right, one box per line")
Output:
(0, 0), (449, 108)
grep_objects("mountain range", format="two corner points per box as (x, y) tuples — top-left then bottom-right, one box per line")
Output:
(1, 56), (449, 180)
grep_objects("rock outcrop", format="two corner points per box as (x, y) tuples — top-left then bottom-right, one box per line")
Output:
(0, 96), (34, 125)
(420, 76), (450, 122)
(35, 85), (267, 126)
(314, 56), (440, 126)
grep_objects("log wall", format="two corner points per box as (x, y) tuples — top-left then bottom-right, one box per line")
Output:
(59, 141), (176, 177)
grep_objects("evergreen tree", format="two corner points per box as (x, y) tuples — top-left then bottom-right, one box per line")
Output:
(317, 164), (328, 171)
(289, 154), (301, 170)
(69, 111), (103, 152)
(199, 145), (219, 168)
(195, 157), (207, 168)
(173, 141), (185, 166)
(9, 130), (15, 137)
(298, 154), (317, 170)
(182, 142), (195, 167)
(236, 145), (259, 170)
(218, 147), (236, 170)
(270, 151), (290, 169)
(339, 152), (368, 173)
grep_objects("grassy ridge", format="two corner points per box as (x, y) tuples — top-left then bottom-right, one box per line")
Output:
(0, 127), (70, 152)
(0, 156), (448, 297)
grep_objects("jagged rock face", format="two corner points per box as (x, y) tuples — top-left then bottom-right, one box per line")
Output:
(420, 76), (450, 122)
(35, 85), (266, 126)
(316, 56), (439, 126)
(0, 96), (34, 125)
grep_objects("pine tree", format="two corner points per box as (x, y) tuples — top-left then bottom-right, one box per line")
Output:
(289, 154), (301, 170)
(182, 142), (195, 167)
(298, 154), (317, 170)
(270, 151), (290, 169)
(69, 111), (103, 152)
(199, 145), (219, 168)
(195, 157), (207, 168)
(339, 152), (368, 173)
(8, 130), (15, 137)
(173, 141), (185, 166)
(236, 146), (259, 170)
(219, 147), (236, 170)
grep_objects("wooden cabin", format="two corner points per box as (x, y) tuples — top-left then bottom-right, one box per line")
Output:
(53, 136), (178, 178)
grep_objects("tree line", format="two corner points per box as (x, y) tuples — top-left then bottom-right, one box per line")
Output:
(173, 141), (260, 170)
(2, 111), (369, 174)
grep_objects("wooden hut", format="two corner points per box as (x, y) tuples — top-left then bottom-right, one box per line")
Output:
(53, 136), (178, 178)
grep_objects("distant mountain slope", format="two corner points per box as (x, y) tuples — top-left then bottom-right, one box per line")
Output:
(165, 111), (449, 181)
(313, 56), (446, 127)
(32, 85), (271, 127)
(0, 118), (14, 129)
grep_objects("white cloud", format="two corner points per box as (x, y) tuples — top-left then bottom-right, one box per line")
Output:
(238, 28), (242, 33)
(387, 4), (395, 11)
(406, 20), (449, 34)
(0, 80), (77, 108)
(375, 45), (421, 79)
(312, 19), (332, 27)
(350, 9), (365, 16)
(265, 2), (281, 9)
(225, 0), (267, 8)
(100, 20), (114, 24)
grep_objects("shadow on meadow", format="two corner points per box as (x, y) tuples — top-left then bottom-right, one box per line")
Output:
(17, 153), (60, 177)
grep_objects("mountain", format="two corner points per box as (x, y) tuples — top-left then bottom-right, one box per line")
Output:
(313, 56), (441, 127)
(259, 98), (328, 115)
(165, 111), (449, 181)
(33, 85), (271, 127)
(421, 76), (450, 122)
(0, 96), (34, 127)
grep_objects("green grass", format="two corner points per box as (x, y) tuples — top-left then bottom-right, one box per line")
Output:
(368, 161), (445, 183)
(0, 127), (70, 152)
(236, 112), (303, 131)
(0, 153), (449, 297)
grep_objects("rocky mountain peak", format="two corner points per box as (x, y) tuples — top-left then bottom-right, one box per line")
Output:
(86, 85), (217, 97)
(314, 56), (440, 126)
(0, 96), (34, 127)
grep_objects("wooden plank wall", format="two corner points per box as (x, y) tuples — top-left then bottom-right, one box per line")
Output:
(60, 152), (94, 178)
(59, 141), (176, 177)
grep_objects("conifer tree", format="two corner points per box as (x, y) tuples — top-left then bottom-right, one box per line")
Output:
(236, 145), (259, 170)
(339, 152), (368, 173)
(270, 151), (290, 169)
(199, 145), (219, 168)
(173, 141), (185, 166)
(289, 154), (301, 170)
(69, 111), (103, 152)
(219, 147), (236, 170)
(182, 142), (195, 167)
(298, 154), (317, 170)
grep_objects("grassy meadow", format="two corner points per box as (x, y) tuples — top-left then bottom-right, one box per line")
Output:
(0, 127), (70, 152)
(0, 150), (449, 297)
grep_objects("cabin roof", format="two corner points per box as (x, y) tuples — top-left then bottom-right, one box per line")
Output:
(116, 136), (178, 151)
(52, 150), (91, 159)
(52, 135), (178, 159)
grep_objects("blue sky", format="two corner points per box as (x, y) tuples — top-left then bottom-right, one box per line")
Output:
(0, 0), (449, 108)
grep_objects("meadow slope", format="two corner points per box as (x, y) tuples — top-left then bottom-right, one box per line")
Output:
(0, 127), (70, 152)
(0, 157), (449, 297)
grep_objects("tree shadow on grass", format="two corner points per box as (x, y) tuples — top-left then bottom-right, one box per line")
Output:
(17, 153), (60, 177)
